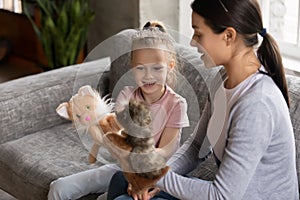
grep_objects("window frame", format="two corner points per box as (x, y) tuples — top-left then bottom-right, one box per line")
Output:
(259, 0), (300, 60)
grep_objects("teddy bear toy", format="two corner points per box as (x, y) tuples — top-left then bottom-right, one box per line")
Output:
(56, 85), (169, 194)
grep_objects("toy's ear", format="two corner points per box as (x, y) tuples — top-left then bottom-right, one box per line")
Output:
(78, 85), (95, 96)
(56, 102), (71, 120)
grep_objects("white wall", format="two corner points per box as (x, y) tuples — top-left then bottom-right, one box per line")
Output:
(139, 0), (179, 30)
(179, 0), (194, 45)
(139, 0), (194, 45)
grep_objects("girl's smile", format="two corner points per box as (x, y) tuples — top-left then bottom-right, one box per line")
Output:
(142, 81), (156, 87)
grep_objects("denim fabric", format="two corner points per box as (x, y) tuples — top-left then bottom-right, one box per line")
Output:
(107, 171), (178, 200)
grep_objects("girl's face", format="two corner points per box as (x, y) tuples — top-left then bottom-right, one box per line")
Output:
(190, 11), (229, 68)
(132, 48), (174, 102)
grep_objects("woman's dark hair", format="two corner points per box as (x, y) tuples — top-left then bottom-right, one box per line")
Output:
(191, 0), (290, 107)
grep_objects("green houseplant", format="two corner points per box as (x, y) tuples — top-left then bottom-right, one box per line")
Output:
(24, 0), (95, 69)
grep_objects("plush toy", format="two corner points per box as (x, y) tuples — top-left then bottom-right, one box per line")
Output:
(56, 85), (169, 194)
(56, 85), (120, 163)
(103, 99), (170, 194)
(116, 100), (167, 179)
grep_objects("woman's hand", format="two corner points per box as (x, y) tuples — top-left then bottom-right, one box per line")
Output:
(128, 184), (161, 200)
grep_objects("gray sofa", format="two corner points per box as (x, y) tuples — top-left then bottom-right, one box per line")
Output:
(0, 29), (299, 200)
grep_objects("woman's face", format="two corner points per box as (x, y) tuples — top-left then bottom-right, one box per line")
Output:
(131, 48), (173, 99)
(190, 11), (229, 68)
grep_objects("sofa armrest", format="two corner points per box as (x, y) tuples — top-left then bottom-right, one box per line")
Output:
(0, 59), (110, 144)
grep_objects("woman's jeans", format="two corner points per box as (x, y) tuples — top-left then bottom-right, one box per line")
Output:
(107, 171), (179, 200)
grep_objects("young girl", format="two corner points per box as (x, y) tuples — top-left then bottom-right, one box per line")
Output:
(108, 0), (299, 200)
(47, 21), (189, 200)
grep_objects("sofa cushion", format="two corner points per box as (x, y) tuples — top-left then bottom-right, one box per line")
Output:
(0, 123), (102, 200)
(0, 59), (110, 144)
(286, 75), (300, 192)
(189, 153), (218, 181)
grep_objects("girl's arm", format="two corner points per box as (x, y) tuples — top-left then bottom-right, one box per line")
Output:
(156, 127), (180, 159)
(166, 100), (211, 175)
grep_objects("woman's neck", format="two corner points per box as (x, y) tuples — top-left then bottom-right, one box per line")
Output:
(224, 49), (260, 89)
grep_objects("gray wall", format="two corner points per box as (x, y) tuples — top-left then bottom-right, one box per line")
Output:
(87, 0), (139, 52)
(87, 0), (180, 52)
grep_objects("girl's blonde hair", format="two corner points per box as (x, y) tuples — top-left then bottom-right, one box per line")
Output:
(131, 21), (178, 88)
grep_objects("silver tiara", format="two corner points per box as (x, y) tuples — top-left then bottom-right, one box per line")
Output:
(132, 28), (175, 43)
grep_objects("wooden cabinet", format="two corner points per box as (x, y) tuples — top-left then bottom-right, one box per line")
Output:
(0, 8), (46, 73)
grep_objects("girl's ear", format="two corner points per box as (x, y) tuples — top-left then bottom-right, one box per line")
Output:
(168, 59), (175, 69)
(223, 27), (237, 46)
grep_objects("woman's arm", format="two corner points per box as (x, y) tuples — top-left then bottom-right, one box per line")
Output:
(157, 97), (278, 200)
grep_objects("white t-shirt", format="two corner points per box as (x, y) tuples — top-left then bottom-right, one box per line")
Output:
(207, 72), (264, 161)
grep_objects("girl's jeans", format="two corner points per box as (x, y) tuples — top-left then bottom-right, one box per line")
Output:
(107, 171), (179, 200)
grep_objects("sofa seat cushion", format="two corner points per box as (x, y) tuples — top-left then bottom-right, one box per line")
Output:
(0, 123), (102, 200)
(286, 75), (300, 193)
(189, 154), (218, 181)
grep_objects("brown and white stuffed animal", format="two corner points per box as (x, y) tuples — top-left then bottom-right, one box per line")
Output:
(102, 99), (170, 194)
(116, 100), (167, 179)
(56, 85), (122, 163)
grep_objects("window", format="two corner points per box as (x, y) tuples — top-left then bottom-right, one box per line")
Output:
(259, 0), (300, 60)
(259, 0), (300, 73)
(0, 0), (22, 13)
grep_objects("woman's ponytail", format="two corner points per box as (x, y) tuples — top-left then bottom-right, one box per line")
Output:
(257, 33), (290, 107)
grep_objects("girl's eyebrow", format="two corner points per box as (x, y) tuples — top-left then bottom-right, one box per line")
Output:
(134, 63), (145, 65)
(134, 62), (163, 66)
